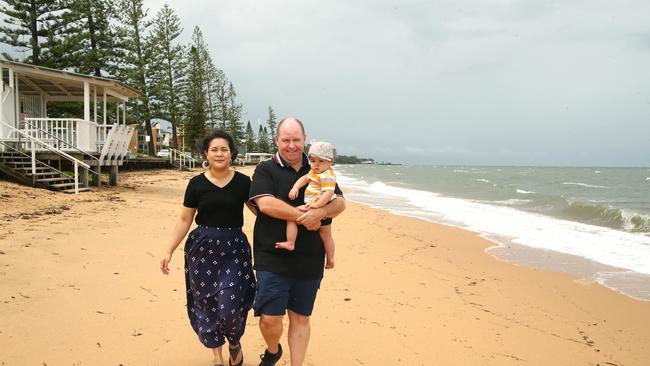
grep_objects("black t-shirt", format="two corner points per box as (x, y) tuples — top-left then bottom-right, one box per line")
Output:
(183, 171), (251, 228)
(248, 153), (343, 279)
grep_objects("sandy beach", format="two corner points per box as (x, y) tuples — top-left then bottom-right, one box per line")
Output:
(1, 167), (649, 365)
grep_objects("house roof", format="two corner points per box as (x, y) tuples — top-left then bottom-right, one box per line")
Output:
(0, 59), (143, 100)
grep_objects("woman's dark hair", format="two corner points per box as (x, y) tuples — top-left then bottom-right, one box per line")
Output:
(201, 130), (238, 161)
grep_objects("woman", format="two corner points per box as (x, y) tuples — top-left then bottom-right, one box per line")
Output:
(160, 130), (255, 366)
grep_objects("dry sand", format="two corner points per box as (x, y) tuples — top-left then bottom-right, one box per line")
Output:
(1, 168), (649, 365)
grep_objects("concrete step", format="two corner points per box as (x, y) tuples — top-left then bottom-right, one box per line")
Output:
(61, 187), (91, 194)
(0, 153), (24, 158)
(0, 160), (30, 166)
(29, 171), (60, 177)
(16, 166), (50, 171)
(36, 177), (73, 183)
(8, 161), (36, 166)
(49, 182), (77, 189)
(1, 159), (32, 165)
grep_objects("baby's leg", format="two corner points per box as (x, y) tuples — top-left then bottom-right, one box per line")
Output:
(319, 224), (335, 269)
(275, 221), (297, 251)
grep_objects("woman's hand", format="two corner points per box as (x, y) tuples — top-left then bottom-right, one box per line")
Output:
(160, 252), (173, 275)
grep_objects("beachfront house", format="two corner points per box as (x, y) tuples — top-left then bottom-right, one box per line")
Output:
(0, 60), (142, 193)
(129, 120), (179, 155)
(244, 152), (274, 164)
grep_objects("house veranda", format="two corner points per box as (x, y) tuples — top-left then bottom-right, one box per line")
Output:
(0, 60), (142, 192)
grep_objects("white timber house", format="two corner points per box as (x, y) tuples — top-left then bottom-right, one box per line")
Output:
(244, 152), (274, 164)
(0, 60), (142, 193)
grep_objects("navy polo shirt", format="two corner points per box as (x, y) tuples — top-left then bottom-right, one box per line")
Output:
(248, 152), (343, 279)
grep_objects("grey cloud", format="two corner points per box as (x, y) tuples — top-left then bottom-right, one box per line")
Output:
(148, 1), (650, 166)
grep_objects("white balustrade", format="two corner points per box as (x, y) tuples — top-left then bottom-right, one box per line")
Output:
(22, 118), (106, 153)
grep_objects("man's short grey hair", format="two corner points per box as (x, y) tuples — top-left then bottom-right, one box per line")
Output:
(276, 117), (305, 137)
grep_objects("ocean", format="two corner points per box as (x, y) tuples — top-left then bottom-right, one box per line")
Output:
(334, 164), (650, 301)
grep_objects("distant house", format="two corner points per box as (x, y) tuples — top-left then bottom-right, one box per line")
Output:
(244, 152), (274, 164)
(129, 120), (180, 155)
(128, 118), (185, 156)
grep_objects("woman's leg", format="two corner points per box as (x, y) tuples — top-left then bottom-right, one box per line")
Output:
(185, 227), (228, 354)
(228, 342), (243, 365)
(211, 346), (224, 365)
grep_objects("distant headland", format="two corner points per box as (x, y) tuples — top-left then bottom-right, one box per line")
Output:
(335, 155), (400, 165)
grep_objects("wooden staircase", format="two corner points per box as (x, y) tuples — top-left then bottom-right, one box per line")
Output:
(0, 151), (90, 194)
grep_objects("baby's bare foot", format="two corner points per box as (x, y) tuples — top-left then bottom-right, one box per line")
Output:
(275, 241), (295, 251)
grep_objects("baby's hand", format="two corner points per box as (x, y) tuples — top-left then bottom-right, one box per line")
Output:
(308, 201), (323, 209)
(288, 188), (299, 200)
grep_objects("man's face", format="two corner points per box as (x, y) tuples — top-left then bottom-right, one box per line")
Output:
(275, 120), (306, 166)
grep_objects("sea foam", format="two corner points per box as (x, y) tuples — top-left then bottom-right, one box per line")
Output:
(338, 173), (650, 276)
(562, 182), (609, 189)
(516, 189), (535, 194)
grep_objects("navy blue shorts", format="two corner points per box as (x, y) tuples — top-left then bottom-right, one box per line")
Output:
(253, 271), (321, 317)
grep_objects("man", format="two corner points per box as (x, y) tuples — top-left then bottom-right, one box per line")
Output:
(248, 117), (346, 366)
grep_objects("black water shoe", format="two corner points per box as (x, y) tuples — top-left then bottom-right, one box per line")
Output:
(258, 343), (283, 366)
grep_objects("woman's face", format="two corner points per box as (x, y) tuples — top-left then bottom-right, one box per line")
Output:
(204, 138), (232, 169)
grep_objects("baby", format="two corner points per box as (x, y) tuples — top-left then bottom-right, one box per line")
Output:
(275, 141), (337, 269)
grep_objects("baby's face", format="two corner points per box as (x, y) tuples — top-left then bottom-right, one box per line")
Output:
(309, 155), (332, 174)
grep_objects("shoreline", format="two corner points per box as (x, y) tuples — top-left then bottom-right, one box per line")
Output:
(1, 168), (649, 365)
(338, 179), (650, 302)
(486, 239), (650, 302)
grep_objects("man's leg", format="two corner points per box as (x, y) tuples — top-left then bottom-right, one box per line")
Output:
(287, 310), (311, 366)
(254, 271), (290, 364)
(285, 275), (321, 366)
(259, 314), (283, 354)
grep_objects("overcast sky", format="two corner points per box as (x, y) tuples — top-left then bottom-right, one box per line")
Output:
(144, 1), (646, 165)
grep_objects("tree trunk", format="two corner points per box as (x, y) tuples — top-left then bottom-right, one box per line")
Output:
(171, 122), (178, 150)
(144, 119), (154, 156)
(29, 1), (40, 65)
(87, 11), (101, 77)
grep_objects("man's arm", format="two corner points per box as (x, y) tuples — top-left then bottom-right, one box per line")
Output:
(296, 196), (346, 230)
(254, 195), (304, 222)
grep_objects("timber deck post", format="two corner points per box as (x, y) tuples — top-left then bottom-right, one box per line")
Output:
(109, 165), (118, 186)
(80, 167), (89, 188)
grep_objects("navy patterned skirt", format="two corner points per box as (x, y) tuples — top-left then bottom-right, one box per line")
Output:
(184, 226), (256, 348)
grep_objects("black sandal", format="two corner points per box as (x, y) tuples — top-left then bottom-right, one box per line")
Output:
(229, 343), (243, 366)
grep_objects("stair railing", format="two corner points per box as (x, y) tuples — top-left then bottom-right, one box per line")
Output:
(168, 147), (196, 170)
(19, 119), (101, 186)
(1, 120), (90, 194)
(0, 140), (80, 187)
